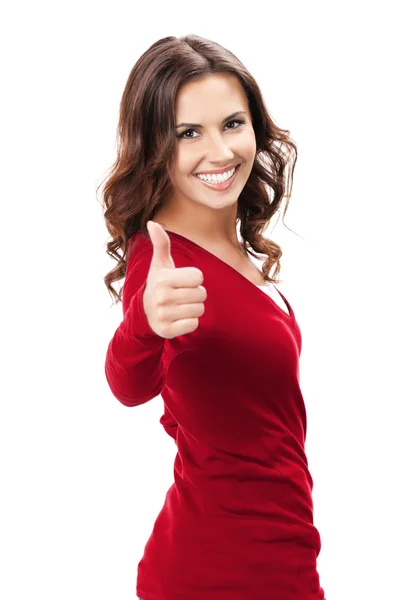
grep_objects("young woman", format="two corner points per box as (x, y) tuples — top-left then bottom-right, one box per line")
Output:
(102, 34), (326, 600)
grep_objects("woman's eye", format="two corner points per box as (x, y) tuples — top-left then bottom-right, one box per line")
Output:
(177, 119), (245, 140)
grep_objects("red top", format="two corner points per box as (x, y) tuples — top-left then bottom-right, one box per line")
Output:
(105, 229), (326, 600)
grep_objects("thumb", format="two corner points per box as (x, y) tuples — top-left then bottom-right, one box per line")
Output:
(146, 221), (175, 269)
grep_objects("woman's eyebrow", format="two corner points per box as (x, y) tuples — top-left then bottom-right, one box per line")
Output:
(176, 110), (247, 129)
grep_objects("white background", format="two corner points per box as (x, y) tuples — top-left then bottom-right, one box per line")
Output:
(1, 1), (409, 599)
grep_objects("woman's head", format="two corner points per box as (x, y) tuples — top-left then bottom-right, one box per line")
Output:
(166, 72), (257, 229)
(99, 34), (298, 305)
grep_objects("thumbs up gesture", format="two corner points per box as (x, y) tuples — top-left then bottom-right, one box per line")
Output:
(142, 221), (207, 339)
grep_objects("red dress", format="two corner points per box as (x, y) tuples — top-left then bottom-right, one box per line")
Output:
(105, 229), (326, 600)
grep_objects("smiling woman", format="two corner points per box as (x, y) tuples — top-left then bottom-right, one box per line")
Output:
(100, 33), (326, 600)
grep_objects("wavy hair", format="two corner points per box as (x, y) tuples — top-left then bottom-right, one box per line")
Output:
(98, 34), (300, 306)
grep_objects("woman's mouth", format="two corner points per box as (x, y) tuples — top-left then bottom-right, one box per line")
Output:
(193, 163), (241, 191)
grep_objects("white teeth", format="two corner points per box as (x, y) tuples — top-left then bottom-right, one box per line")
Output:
(196, 166), (236, 183)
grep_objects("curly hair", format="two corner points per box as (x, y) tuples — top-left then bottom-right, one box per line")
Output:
(98, 34), (300, 306)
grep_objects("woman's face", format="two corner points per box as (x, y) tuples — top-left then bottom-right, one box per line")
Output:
(167, 73), (257, 217)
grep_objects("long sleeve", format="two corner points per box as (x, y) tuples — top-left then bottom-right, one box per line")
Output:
(104, 236), (194, 407)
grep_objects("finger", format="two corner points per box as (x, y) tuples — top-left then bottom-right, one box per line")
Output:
(147, 221), (175, 269)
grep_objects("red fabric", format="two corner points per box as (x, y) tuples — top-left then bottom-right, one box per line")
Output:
(105, 229), (326, 600)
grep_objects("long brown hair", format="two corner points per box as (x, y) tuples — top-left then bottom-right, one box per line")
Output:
(98, 34), (300, 306)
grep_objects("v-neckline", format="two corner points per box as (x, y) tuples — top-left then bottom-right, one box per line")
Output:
(163, 230), (295, 322)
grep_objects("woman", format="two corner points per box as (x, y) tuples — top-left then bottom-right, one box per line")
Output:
(102, 34), (326, 600)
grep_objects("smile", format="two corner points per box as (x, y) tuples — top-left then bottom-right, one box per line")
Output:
(194, 164), (241, 191)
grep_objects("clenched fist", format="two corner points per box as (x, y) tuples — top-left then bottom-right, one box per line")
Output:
(142, 221), (207, 339)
